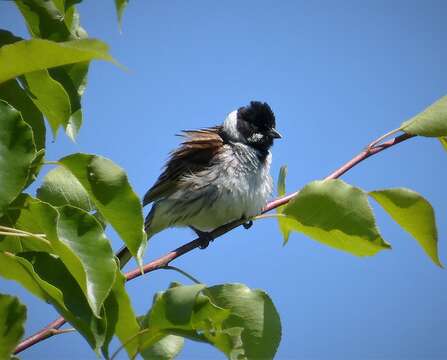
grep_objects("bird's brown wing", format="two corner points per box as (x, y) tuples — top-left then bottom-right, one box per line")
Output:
(143, 126), (224, 206)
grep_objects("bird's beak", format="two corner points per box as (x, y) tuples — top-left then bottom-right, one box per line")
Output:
(269, 128), (282, 139)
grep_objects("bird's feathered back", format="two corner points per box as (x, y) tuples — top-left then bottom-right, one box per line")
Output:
(143, 126), (224, 206)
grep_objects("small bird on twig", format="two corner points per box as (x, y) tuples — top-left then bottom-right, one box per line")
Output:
(118, 101), (281, 266)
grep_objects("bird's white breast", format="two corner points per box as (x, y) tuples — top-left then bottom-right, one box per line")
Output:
(185, 142), (273, 231)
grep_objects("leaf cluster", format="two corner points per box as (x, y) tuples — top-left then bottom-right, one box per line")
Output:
(0, 1), (446, 359)
(0, 1), (282, 359)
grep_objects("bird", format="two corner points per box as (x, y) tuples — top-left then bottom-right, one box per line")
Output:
(117, 101), (281, 267)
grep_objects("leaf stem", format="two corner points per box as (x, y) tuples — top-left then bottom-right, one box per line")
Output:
(110, 328), (152, 360)
(162, 265), (202, 284)
(43, 161), (59, 166)
(253, 213), (286, 221)
(366, 127), (403, 149)
(0, 225), (50, 245)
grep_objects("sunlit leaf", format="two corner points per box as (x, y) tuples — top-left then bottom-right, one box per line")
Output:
(400, 95), (447, 137)
(15, 0), (87, 41)
(21, 69), (71, 136)
(206, 284), (281, 360)
(59, 153), (146, 266)
(0, 251), (107, 351)
(283, 179), (390, 256)
(56, 205), (117, 316)
(37, 166), (94, 211)
(49, 62), (89, 140)
(369, 188), (443, 267)
(15, 0), (73, 41)
(114, 0), (129, 27)
(0, 194), (52, 254)
(103, 268), (140, 358)
(140, 335), (184, 360)
(0, 79), (45, 150)
(439, 137), (447, 151)
(140, 283), (281, 360)
(13, 0), (90, 140)
(276, 165), (291, 244)
(0, 32), (46, 185)
(0, 293), (26, 359)
(5, 196), (116, 316)
(0, 101), (36, 216)
(0, 38), (115, 84)
(146, 284), (207, 331)
(139, 283), (233, 355)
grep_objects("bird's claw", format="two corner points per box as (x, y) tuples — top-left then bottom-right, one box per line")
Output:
(190, 227), (214, 249)
(198, 232), (214, 249)
(243, 220), (253, 230)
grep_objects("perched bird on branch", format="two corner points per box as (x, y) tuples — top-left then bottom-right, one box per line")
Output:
(118, 101), (281, 266)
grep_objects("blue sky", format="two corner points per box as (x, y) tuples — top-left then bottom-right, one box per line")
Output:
(1, 1), (447, 359)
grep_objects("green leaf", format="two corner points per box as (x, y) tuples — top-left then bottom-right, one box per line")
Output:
(276, 165), (291, 244)
(400, 95), (447, 137)
(0, 251), (107, 351)
(141, 283), (281, 359)
(114, 0), (129, 27)
(147, 284), (207, 331)
(439, 137), (447, 151)
(25, 2), (87, 44)
(14, 0), (90, 140)
(103, 268), (141, 358)
(0, 194), (53, 254)
(21, 69), (71, 137)
(56, 205), (117, 316)
(206, 284), (281, 360)
(0, 79), (45, 150)
(0, 194), (28, 253)
(0, 101), (36, 216)
(0, 33), (46, 182)
(14, 0), (78, 41)
(24, 149), (45, 190)
(0, 38), (115, 84)
(283, 179), (390, 256)
(0, 293), (26, 359)
(369, 188), (443, 267)
(37, 166), (94, 211)
(277, 166), (287, 198)
(4, 196), (117, 316)
(59, 153), (146, 266)
(139, 283), (233, 355)
(0, 80), (46, 188)
(140, 335), (184, 360)
(49, 62), (89, 140)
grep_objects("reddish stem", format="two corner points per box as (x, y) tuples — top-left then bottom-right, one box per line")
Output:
(13, 132), (415, 355)
(13, 317), (66, 354)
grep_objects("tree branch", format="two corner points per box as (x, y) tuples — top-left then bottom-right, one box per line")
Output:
(13, 131), (415, 355)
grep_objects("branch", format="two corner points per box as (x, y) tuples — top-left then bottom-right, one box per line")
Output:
(13, 132), (415, 355)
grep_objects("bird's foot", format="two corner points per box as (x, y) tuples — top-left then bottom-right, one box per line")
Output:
(190, 227), (214, 249)
(242, 220), (253, 230)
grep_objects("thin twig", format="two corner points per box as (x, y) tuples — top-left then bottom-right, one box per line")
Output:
(162, 265), (202, 284)
(13, 131), (416, 355)
(366, 127), (403, 149)
(14, 317), (66, 354)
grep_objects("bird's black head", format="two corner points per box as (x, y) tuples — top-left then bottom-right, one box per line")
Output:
(236, 101), (281, 153)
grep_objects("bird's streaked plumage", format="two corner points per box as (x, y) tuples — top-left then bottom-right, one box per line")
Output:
(142, 101), (281, 240)
(117, 101), (281, 266)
